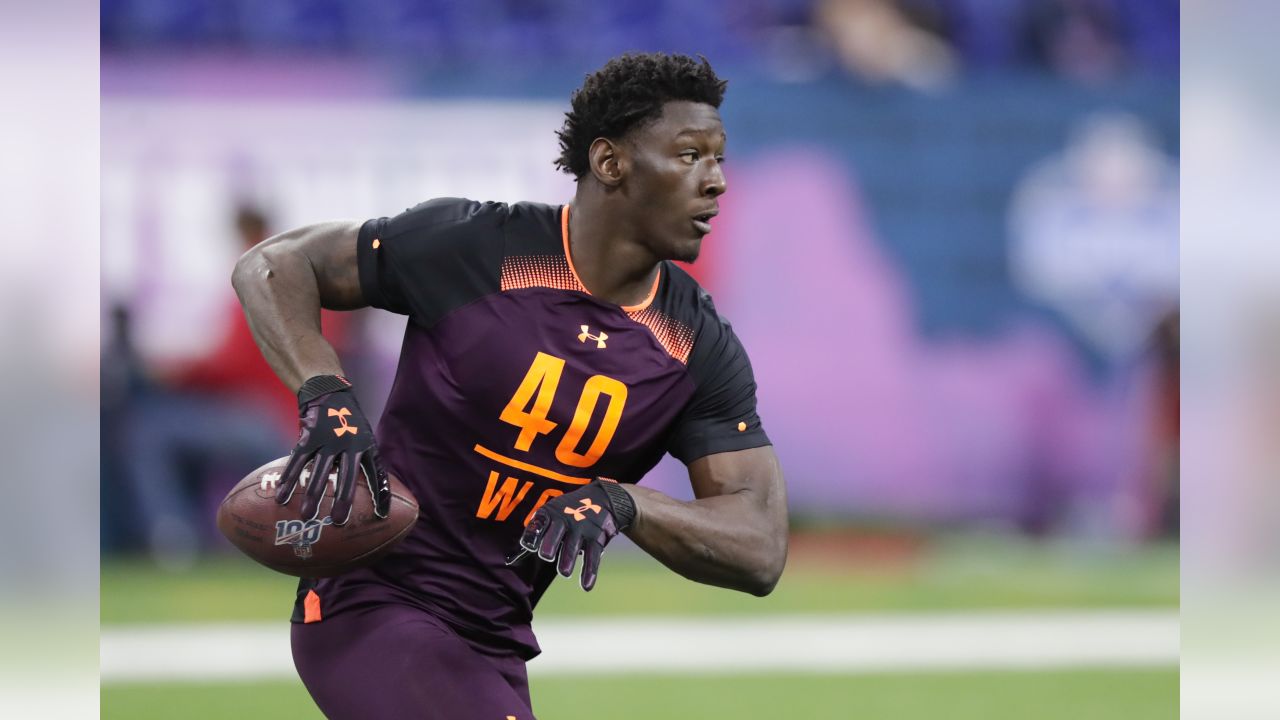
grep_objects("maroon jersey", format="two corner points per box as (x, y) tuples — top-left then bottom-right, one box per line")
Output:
(293, 199), (769, 660)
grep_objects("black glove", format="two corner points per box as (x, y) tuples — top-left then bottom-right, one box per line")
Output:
(507, 479), (636, 591)
(276, 374), (390, 524)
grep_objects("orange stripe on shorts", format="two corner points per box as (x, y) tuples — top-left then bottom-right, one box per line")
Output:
(304, 589), (322, 623)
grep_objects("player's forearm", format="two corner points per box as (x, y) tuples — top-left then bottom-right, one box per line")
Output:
(621, 484), (788, 597)
(231, 229), (346, 392)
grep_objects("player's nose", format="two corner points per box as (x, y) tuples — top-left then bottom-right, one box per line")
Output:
(701, 161), (726, 197)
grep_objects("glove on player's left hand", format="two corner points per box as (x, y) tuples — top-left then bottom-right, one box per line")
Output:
(507, 479), (636, 591)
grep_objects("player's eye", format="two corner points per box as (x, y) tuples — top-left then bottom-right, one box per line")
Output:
(680, 150), (699, 163)
(715, 155), (726, 165)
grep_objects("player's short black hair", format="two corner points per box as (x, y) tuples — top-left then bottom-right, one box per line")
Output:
(555, 53), (728, 178)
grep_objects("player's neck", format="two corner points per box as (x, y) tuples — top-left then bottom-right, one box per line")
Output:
(566, 197), (660, 309)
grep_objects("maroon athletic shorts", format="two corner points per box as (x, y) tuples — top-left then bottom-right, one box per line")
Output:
(291, 603), (535, 719)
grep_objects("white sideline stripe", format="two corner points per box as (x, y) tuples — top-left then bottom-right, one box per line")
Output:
(100, 610), (1178, 682)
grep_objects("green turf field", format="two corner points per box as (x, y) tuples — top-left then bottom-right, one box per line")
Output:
(102, 668), (1178, 720)
(100, 535), (1178, 624)
(101, 535), (1178, 718)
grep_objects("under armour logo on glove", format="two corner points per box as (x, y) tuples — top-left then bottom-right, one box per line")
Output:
(329, 407), (358, 436)
(275, 375), (391, 524)
(506, 479), (636, 591)
(565, 499), (601, 521)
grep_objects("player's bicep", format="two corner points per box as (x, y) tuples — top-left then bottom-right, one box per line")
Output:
(686, 445), (783, 540)
(296, 220), (367, 310)
(688, 446), (787, 520)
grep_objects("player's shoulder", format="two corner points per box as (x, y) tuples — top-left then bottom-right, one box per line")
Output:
(649, 263), (756, 386)
(506, 200), (560, 225)
(657, 262), (726, 329)
(653, 262), (744, 360)
(381, 197), (509, 239)
(500, 201), (563, 255)
(377, 198), (563, 251)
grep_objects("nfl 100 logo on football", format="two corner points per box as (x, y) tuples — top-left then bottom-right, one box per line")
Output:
(275, 516), (334, 559)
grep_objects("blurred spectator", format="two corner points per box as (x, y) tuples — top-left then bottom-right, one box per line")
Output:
(101, 305), (149, 553)
(118, 204), (347, 569)
(1143, 309), (1178, 538)
(1008, 111), (1178, 363)
(814, 0), (957, 89)
(1007, 112), (1177, 541)
(1018, 0), (1126, 83)
(155, 207), (300, 432)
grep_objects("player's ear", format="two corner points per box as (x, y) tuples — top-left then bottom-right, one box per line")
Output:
(588, 137), (625, 188)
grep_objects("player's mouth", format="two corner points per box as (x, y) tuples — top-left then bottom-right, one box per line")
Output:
(692, 209), (718, 235)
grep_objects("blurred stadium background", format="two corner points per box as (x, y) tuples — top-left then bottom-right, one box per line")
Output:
(98, 1), (1178, 717)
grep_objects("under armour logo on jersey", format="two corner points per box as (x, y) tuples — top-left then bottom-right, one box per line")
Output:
(578, 325), (608, 349)
(565, 499), (602, 522)
(329, 407), (358, 436)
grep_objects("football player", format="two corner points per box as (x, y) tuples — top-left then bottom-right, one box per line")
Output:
(233, 52), (788, 719)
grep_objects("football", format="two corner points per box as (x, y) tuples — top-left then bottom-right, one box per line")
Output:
(217, 456), (419, 577)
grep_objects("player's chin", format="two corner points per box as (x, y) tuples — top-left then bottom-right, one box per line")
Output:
(671, 237), (703, 264)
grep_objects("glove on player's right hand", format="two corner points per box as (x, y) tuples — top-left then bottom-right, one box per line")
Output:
(276, 374), (390, 524)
